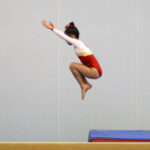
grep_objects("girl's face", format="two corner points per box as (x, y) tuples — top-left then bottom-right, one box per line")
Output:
(66, 34), (76, 45)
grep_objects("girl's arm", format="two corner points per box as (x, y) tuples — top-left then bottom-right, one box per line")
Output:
(42, 20), (78, 45)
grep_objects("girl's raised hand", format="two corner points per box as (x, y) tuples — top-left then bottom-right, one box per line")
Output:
(42, 20), (54, 30)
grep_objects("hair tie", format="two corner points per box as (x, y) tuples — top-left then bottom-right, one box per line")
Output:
(69, 24), (74, 28)
(65, 22), (74, 29)
(69, 22), (74, 28)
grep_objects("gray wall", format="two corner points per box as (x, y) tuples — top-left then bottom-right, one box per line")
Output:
(0, 0), (150, 142)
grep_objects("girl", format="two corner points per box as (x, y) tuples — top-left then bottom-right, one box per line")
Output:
(42, 20), (102, 100)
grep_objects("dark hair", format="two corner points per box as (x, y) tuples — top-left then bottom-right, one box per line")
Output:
(64, 22), (80, 39)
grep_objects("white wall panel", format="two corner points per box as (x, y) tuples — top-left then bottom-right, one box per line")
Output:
(0, 0), (58, 141)
(137, 0), (150, 129)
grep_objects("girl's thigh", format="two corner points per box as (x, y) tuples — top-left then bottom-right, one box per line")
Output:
(70, 62), (99, 79)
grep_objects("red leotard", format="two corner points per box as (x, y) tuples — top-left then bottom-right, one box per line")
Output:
(79, 55), (102, 77)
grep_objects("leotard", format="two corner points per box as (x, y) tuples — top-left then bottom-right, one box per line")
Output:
(53, 28), (102, 77)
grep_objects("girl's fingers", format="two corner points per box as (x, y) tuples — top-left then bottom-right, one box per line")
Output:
(41, 20), (45, 24)
(49, 21), (53, 25)
(42, 19), (47, 23)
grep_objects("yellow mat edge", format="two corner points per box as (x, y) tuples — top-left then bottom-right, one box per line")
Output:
(0, 142), (150, 144)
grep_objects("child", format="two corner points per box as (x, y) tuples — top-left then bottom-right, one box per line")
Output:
(42, 20), (102, 100)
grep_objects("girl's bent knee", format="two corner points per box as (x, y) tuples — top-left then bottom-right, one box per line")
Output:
(69, 62), (76, 70)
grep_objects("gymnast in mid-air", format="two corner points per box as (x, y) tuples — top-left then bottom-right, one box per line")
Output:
(42, 20), (102, 100)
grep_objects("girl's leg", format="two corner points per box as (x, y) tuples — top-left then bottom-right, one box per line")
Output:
(69, 62), (99, 99)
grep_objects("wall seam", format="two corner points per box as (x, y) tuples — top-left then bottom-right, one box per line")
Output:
(136, 0), (140, 130)
(57, 0), (60, 141)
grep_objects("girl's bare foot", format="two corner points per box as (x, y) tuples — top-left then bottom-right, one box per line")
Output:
(81, 84), (92, 100)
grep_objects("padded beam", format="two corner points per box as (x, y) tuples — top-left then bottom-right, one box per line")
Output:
(0, 142), (150, 150)
(89, 130), (150, 142)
